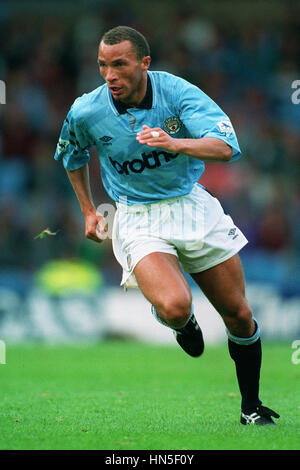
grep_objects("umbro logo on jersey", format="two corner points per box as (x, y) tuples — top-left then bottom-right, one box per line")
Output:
(109, 151), (179, 175)
(99, 135), (113, 143)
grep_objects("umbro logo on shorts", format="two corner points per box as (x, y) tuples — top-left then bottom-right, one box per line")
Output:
(228, 227), (239, 239)
(109, 151), (179, 175)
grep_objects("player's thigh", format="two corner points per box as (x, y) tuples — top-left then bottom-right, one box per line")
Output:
(134, 252), (192, 312)
(191, 253), (250, 318)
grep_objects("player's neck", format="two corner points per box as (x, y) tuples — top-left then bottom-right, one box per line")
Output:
(120, 74), (148, 108)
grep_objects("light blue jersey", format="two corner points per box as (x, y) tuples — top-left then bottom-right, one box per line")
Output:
(54, 71), (241, 205)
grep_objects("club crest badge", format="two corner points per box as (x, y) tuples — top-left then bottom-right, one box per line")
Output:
(163, 116), (182, 135)
(127, 253), (132, 270)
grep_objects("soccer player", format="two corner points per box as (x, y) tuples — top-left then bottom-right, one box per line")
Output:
(54, 26), (279, 426)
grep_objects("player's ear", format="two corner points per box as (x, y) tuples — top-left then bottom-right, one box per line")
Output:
(141, 56), (151, 71)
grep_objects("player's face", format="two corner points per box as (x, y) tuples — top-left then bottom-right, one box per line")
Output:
(98, 40), (150, 106)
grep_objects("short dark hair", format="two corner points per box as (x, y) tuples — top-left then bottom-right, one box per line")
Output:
(101, 26), (150, 60)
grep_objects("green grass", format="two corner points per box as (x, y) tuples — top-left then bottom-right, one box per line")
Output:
(0, 341), (298, 450)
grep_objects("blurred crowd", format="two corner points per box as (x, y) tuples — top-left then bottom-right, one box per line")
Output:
(0, 1), (299, 293)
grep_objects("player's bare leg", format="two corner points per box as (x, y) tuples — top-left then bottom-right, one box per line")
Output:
(190, 253), (254, 337)
(134, 252), (192, 328)
(191, 253), (279, 425)
(134, 252), (204, 356)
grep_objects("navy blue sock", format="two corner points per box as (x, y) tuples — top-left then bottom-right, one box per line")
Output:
(227, 320), (262, 413)
(228, 337), (262, 413)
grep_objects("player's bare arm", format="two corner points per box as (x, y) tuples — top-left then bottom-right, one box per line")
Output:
(67, 165), (107, 243)
(136, 124), (232, 162)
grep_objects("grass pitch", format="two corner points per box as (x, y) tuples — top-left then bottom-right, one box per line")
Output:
(0, 340), (298, 450)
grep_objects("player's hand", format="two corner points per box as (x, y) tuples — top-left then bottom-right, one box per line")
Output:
(84, 210), (107, 243)
(136, 125), (179, 153)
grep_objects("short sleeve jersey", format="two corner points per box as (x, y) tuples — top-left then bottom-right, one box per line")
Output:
(54, 71), (241, 205)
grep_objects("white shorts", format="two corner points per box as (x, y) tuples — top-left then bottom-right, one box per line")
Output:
(112, 183), (248, 289)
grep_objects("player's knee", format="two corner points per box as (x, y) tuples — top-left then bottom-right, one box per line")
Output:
(222, 297), (252, 321)
(156, 295), (192, 329)
(223, 302), (254, 337)
(235, 303), (253, 324)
